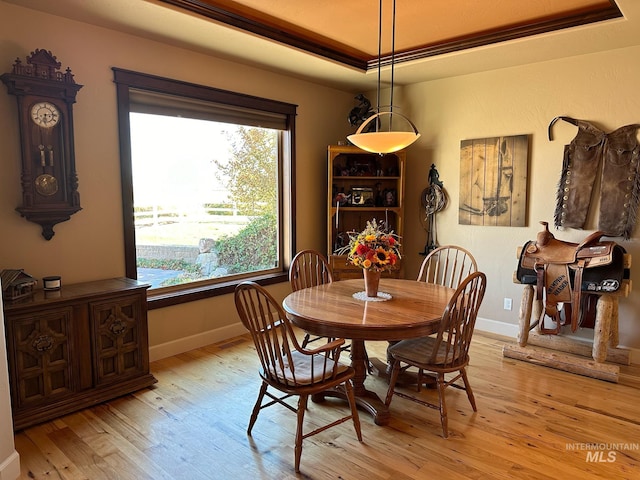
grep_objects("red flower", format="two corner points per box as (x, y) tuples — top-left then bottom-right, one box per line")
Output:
(356, 243), (369, 255)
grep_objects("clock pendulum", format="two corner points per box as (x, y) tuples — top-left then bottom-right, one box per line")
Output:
(34, 144), (59, 196)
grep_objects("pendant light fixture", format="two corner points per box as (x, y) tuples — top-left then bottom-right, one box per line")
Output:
(348, 0), (420, 154)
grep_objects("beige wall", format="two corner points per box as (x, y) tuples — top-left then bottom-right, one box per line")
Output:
(399, 45), (640, 348)
(0, 2), (353, 360)
(1, 0), (639, 366)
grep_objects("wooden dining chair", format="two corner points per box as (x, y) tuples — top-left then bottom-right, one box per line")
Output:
(417, 245), (478, 288)
(384, 271), (487, 438)
(234, 281), (362, 473)
(289, 249), (335, 348)
(413, 245), (478, 389)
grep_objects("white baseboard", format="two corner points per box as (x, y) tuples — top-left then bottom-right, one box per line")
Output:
(149, 318), (521, 362)
(0, 451), (20, 480)
(149, 318), (638, 365)
(475, 316), (518, 339)
(149, 323), (247, 362)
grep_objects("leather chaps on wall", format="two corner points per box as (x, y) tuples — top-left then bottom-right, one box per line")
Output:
(549, 116), (640, 239)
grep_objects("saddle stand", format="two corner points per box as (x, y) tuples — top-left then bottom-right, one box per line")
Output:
(517, 221), (623, 334)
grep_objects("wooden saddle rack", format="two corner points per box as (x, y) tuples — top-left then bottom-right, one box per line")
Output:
(516, 221), (627, 334)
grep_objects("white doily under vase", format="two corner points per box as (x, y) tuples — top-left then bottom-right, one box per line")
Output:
(352, 291), (392, 302)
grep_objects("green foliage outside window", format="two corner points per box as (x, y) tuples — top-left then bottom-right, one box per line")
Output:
(215, 213), (277, 274)
(213, 126), (278, 217)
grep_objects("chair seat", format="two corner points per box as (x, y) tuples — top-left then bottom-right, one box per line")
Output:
(273, 352), (350, 385)
(388, 336), (468, 369)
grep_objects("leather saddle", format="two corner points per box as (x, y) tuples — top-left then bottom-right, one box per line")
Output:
(517, 221), (626, 334)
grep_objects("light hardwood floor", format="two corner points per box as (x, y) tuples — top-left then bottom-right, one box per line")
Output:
(14, 332), (640, 479)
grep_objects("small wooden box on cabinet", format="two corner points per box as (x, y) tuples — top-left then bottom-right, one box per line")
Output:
(2, 277), (157, 430)
(327, 145), (406, 280)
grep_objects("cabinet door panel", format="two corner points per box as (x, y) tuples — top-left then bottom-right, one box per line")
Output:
(90, 294), (146, 385)
(8, 307), (76, 408)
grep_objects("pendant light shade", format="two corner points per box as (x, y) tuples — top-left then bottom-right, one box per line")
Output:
(348, 111), (420, 154)
(348, 0), (420, 154)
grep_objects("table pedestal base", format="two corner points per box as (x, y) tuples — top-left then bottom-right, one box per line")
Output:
(312, 386), (390, 426)
(312, 339), (437, 425)
(314, 339), (392, 425)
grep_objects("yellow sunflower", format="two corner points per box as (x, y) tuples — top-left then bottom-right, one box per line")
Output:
(375, 247), (390, 265)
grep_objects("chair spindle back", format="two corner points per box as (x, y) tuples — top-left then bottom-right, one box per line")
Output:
(430, 271), (487, 368)
(289, 249), (333, 292)
(417, 245), (478, 289)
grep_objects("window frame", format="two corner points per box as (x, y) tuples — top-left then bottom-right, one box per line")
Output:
(112, 68), (297, 309)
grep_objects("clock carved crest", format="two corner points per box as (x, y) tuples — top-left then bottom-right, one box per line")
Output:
(1, 49), (82, 240)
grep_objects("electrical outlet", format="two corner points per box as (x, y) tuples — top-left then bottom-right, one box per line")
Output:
(503, 298), (512, 311)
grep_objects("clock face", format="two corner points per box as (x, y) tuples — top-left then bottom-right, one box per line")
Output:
(30, 102), (60, 128)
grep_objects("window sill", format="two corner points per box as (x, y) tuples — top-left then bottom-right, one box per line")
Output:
(146, 272), (288, 309)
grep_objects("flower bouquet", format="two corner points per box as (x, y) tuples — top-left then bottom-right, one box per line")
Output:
(336, 219), (401, 297)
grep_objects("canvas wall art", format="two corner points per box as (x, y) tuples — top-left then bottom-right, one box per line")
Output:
(459, 134), (529, 226)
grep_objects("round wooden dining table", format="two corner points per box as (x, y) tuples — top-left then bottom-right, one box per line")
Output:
(282, 278), (454, 425)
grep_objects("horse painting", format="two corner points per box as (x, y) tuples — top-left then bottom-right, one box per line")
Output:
(459, 135), (528, 226)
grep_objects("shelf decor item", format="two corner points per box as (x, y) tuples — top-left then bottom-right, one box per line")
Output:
(336, 219), (401, 297)
(0, 269), (37, 301)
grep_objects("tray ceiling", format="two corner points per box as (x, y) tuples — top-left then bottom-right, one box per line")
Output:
(160, 0), (621, 69)
(5, 0), (639, 90)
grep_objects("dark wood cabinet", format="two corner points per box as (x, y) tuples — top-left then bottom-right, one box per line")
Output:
(2, 278), (156, 430)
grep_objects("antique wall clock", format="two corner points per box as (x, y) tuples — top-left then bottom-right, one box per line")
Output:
(1, 49), (82, 240)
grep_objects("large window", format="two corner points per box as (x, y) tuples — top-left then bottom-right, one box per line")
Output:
(113, 69), (297, 307)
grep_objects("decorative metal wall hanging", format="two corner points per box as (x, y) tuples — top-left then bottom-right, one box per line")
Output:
(420, 164), (447, 255)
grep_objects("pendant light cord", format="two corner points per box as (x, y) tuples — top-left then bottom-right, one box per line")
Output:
(376, 0), (382, 123)
(377, 0), (396, 132)
(390, 0), (395, 118)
